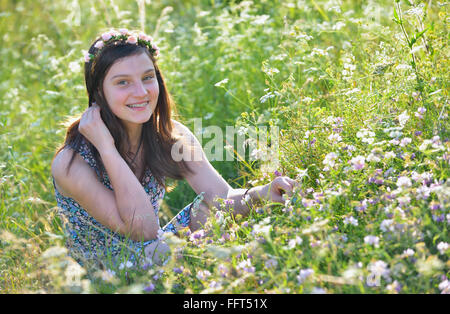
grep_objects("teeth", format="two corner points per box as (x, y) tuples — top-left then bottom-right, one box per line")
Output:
(127, 101), (148, 108)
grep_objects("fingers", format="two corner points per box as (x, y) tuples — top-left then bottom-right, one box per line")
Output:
(274, 176), (295, 195)
(286, 177), (298, 186)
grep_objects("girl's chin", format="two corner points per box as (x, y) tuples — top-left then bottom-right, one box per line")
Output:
(121, 113), (153, 126)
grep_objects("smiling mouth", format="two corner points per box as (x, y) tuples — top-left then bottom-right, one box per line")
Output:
(126, 101), (149, 108)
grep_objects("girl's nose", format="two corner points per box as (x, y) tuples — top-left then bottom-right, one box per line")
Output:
(134, 81), (148, 96)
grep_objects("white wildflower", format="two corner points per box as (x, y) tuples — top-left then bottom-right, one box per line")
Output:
(396, 176), (412, 190)
(297, 268), (314, 284)
(398, 111), (409, 128)
(364, 235), (380, 247)
(437, 242), (449, 255)
(214, 78), (229, 87)
(380, 219), (394, 232)
(344, 216), (358, 226)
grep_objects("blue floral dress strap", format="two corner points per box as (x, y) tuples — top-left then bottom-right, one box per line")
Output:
(162, 192), (205, 234)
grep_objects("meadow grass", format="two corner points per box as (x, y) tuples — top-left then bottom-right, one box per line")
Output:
(0, 0), (448, 293)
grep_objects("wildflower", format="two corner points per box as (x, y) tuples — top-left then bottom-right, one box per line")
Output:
(288, 236), (303, 249)
(310, 287), (327, 294)
(402, 248), (415, 258)
(429, 201), (440, 210)
(419, 139), (432, 151)
(323, 152), (338, 169)
(438, 280), (450, 294)
(144, 283), (155, 292)
(264, 258), (278, 269)
(153, 269), (164, 281)
(349, 155), (365, 170)
(355, 199), (369, 212)
(399, 137), (412, 147)
(217, 264), (230, 278)
(366, 260), (391, 287)
(328, 133), (342, 144)
(386, 280), (402, 293)
(68, 61), (81, 73)
(433, 214), (445, 223)
(297, 268), (314, 284)
(380, 219), (394, 232)
(396, 176), (412, 190)
(173, 266), (184, 274)
(398, 111), (409, 128)
(237, 259), (255, 273)
(265, 67), (280, 76)
(99, 269), (116, 282)
(344, 216), (358, 226)
(384, 151), (396, 160)
(437, 242), (449, 255)
(119, 260), (133, 270)
(196, 270), (211, 281)
(397, 195), (411, 207)
(302, 198), (316, 209)
(214, 78), (229, 87)
(364, 235), (380, 247)
(356, 129), (375, 144)
(250, 148), (265, 160)
(190, 229), (206, 241)
(223, 199), (234, 206)
(209, 281), (222, 289)
(367, 152), (381, 163)
(395, 64), (412, 71)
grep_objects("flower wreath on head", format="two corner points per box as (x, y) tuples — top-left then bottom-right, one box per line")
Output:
(84, 28), (160, 63)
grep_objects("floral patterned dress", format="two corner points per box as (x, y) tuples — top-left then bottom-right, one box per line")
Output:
(52, 137), (204, 268)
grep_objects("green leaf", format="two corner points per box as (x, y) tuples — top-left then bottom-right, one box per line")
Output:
(393, 6), (401, 25)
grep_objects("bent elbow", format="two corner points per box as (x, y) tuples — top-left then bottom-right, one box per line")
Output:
(124, 220), (159, 242)
(128, 228), (158, 242)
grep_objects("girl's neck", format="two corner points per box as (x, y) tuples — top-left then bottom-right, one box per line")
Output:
(125, 124), (143, 152)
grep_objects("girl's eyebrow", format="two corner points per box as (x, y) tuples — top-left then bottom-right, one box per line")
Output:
(111, 68), (155, 80)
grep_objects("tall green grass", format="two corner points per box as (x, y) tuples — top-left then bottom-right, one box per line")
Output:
(0, 0), (448, 293)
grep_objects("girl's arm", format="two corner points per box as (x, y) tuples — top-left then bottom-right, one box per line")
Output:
(52, 105), (160, 241)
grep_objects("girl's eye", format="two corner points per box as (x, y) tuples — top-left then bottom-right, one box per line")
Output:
(144, 75), (154, 81)
(117, 80), (128, 85)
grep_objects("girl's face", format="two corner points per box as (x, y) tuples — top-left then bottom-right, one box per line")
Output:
(102, 52), (159, 130)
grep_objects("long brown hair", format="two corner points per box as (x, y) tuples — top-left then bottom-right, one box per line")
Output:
(54, 31), (193, 187)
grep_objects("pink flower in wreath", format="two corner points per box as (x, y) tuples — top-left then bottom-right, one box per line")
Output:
(101, 32), (112, 41)
(126, 35), (138, 44)
(138, 33), (152, 42)
(94, 40), (104, 49)
(84, 52), (91, 62)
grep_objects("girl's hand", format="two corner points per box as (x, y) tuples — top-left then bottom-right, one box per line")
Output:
(258, 176), (297, 204)
(78, 104), (115, 152)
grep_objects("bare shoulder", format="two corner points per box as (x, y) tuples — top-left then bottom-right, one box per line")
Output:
(51, 146), (96, 197)
(171, 119), (189, 135)
(51, 147), (81, 178)
(171, 119), (196, 141)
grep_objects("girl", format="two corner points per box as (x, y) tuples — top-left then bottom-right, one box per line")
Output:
(51, 29), (296, 269)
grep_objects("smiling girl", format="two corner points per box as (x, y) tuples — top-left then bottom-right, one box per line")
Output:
(51, 29), (296, 269)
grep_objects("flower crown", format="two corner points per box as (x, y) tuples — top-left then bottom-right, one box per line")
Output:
(84, 29), (160, 63)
